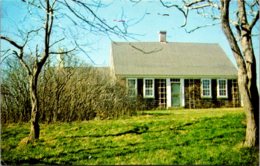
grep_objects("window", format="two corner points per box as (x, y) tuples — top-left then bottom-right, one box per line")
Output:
(144, 78), (154, 98)
(217, 79), (228, 98)
(127, 78), (137, 96)
(201, 79), (212, 98)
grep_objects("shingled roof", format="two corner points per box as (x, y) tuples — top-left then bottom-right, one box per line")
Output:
(111, 42), (237, 78)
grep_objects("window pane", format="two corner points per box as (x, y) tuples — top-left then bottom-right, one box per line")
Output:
(203, 89), (209, 96)
(218, 79), (227, 97)
(202, 79), (211, 97)
(220, 89), (226, 96)
(145, 89), (152, 96)
(145, 80), (153, 88)
(129, 89), (136, 96)
(128, 79), (136, 96)
(128, 80), (135, 88)
(219, 80), (225, 89)
(144, 79), (154, 97)
(203, 80), (209, 89)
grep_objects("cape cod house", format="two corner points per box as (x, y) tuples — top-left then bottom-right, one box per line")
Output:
(110, 31), (241, 109)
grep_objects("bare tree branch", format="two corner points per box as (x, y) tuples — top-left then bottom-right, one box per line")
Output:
(220, 0), (245, 69)
(129, 0), (141, 5)
(185, 0), (220, 10)
(185, 22), (220, 33)
(21, 0), (42, 9)
(23, 27), (43, 47)
(160, 0), (188, 27)
(185, 0), (205, 7)
(249, 12), (259, 31)
(60, 0), (128, 38)
(160, 0), (221, 32)
(74, 40), (95, 64)
(0, 49), (11, 64)
(49, 38), (65, 48)
(0, 35), (23, 50)
(39, 0), (54, 67)
(12, 50), (32, 75)
(49, 47), (76, 55)
(129, 43), (163, 54)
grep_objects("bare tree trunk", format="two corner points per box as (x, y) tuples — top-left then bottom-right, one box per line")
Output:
(238, 0), (259, 146)
(241, 43), (259, 147)
(28, 74), (40, 140)
(220, 0), (259, 147)
(238, 70), (257, 147)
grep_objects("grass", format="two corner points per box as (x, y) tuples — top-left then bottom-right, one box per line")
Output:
(1, 108), (259, 165)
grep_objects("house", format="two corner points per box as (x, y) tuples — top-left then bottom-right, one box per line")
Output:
(110, 31), (240, 109)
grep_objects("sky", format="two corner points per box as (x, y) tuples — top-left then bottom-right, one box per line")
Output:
(1, 0), (259, 77)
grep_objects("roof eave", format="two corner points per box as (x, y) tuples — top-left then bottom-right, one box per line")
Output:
(115, 74), (238, 79)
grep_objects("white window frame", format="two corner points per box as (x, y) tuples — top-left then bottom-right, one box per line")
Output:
(217, 79), (228, 98)
(127, 78), (137, 97)
(143, 78), (155, 98)
(201, 79), (212, 98)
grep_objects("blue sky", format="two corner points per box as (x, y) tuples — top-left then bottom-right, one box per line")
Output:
(1, 0), (259, 72)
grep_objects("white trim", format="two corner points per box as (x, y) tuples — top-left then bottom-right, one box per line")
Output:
(201, 79), (212, 98)
(240, 95), (244, 107)
(110, 45), (117, 81)
(117, 74), (237, 79)
(180, 78), (185, 107)
(217, 79), (228, 98)
(166, 78), (171, 108)
(143, 78), (155, 98)
(126, 78), (137, 96)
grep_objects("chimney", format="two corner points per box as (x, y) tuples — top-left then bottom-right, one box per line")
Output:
(57, 52), (65, 68)
(159, 31), (167, 42)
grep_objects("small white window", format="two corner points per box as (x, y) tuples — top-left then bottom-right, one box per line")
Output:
(143, 78), (154, 98)
(201, 79), (212, 98)
(127, 78), (137, 96)
(217, 79), (228, 98)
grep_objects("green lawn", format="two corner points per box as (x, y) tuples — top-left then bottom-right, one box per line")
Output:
(1, 108), (259, 165)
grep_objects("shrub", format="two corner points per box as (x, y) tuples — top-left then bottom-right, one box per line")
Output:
(1, 58), (142, 123)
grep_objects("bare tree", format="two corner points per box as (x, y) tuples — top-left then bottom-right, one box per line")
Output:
(1, 0), (58, 141)
(1, 55), (138, 123)
(1, 0), (130, 141)
(160, 0), (259, 147)
(1, 59), (31, 123)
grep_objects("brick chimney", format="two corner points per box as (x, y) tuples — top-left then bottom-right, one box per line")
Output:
(159, 31), (167, 42)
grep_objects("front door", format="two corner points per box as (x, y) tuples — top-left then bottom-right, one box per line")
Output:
(171, 83), (181, 107)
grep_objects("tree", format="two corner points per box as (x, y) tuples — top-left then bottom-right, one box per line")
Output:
(160, 0), (259, 147)
(1, 58), (31, 123)
(1, 0), (129, 141)
(1, 53), (138, 123)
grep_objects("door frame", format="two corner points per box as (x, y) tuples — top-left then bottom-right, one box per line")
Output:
(166, 78), (185, 108)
